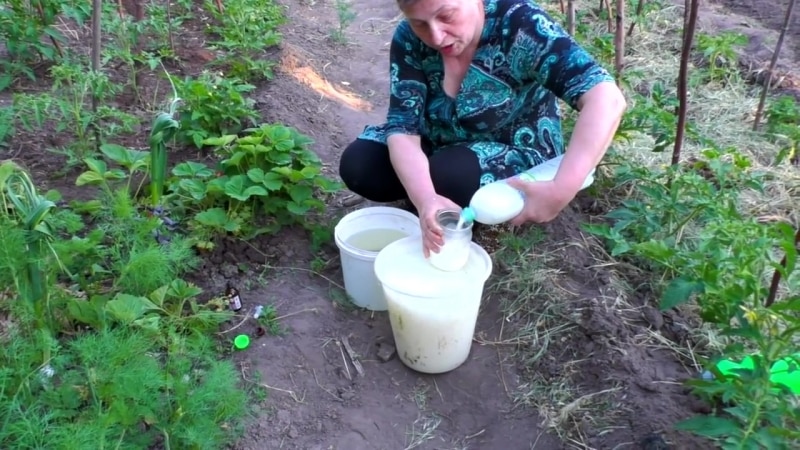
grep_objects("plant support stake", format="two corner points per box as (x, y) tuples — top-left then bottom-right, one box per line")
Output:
(752, 0), (796, 131)
(673, 0), (700, 165)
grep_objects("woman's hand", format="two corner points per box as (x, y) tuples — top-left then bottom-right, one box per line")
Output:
(505, 178), (573, 226)
(416, 194), (461, 258)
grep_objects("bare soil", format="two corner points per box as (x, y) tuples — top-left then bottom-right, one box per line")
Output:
(2, 0), (798, 449)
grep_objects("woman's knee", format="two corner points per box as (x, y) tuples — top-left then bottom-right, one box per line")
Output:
(338, 138), (404, 201)
(339, 139), (379, 189)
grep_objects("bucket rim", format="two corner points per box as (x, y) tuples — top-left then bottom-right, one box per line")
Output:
(374, 235), (493, 297)
(334, 206), (420, 258)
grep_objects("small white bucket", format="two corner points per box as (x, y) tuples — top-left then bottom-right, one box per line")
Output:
(334, 206), (420, 310)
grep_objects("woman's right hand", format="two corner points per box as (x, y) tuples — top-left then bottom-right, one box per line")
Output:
(416, 194), (461, 258)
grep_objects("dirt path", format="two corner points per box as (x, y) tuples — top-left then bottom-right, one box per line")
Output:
(229, 2), (561, 449)
(221, 0), (705, 449)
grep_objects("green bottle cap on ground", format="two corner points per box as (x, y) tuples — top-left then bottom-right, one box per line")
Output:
(234, 334), (250, 350)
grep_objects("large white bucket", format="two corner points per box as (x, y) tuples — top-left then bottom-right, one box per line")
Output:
(334, 206), (420, 311)
(374, 235), (493, 374)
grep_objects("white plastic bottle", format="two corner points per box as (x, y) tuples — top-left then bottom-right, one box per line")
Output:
(461, 154), (596, 225)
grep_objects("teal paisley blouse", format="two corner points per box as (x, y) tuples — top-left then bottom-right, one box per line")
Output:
(358, 0), (615, 186)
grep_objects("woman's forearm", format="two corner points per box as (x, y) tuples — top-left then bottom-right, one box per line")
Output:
(387, 134), (437, 208)
(555, 81), (627, 195)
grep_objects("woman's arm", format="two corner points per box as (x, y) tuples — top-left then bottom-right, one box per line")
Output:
(507, 5), (626, 197)
(555, 81), (626, 195)
(387, 134), (437, 209)
(383, 22), (440, 209)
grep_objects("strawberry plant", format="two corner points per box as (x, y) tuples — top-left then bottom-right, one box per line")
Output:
(166, 123), (341, 244)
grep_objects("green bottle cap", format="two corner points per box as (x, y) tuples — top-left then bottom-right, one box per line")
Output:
(461, 206), (476, 223)
(234, 334), (250, 350)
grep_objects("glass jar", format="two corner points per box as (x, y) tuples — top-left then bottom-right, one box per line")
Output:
(429, 209), (473, 271)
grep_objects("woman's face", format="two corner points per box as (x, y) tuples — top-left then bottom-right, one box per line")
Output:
(400, 0), (484, 57)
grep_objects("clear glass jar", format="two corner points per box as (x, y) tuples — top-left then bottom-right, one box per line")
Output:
(429, 209), (473, 271)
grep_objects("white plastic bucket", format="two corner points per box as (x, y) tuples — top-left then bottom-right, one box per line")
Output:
(334, 206), (420, 311)
(374, 235), (493, 374)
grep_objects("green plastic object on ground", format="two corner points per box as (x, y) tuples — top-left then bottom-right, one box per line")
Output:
(234, 334), (250, 350)
(707, 353), (800, 395)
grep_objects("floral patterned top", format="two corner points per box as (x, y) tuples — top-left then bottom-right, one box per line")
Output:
(358, 0), (615, 186)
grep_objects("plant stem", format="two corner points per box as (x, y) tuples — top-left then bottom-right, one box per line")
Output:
(627, 0), (646, 37)
(765, 226), (800, 307)
(752, 0), (796, 131)
(673, 0), (699, 165)
(614, 0), (625, 83)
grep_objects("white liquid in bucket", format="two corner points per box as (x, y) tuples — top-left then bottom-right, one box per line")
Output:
(346, 228), (408, 252)
(334, 206), (421, 311)
(387, 288), (480, 373)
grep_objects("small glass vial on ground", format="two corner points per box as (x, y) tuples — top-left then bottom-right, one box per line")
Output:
(227, 284), (242, 311)
(429, 209), (473, 272)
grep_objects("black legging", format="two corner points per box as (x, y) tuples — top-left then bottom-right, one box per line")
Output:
(338, 138), (482, 208)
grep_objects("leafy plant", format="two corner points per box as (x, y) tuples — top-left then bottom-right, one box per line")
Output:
(167, 123), (341, 242)
(149, 93), (182, 207)
(694, 31), (748, 83)
(203, 0), (285, 82)
(763, 95), (800, 166)
(173, 71), (259, 149)
(0, 161), (65, 362)
(584, 148), (800, 447)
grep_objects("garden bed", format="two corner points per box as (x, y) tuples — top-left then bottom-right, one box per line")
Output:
(1, 0), (798, 449)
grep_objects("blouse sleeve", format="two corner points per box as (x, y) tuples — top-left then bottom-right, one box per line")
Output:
(384, 22), (429, 137)
(506, 3), (614, 110)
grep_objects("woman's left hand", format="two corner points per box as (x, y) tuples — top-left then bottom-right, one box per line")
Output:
(505, 178), (574, 226)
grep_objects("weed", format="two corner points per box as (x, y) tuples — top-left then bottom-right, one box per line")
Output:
(331, 0), (357, 45)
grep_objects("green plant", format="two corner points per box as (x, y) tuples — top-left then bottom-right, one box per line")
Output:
(173, 71), (259, 149)
(0, 323), (247, 449)
(584, 149), (800, 448)
(167, 123), (341, 243)
(763, 95), (800, 165)
(694, 31), (748, 83)
(149, 93), (182, 207)
(331, 0), (357, 44)
(0, 161), (65, 362)
(203, 0), (285, 82)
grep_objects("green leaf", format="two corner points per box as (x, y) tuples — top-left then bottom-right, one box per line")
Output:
(206, 176), (228, 195)
(105, 294), (161, 324)
(99, 143), (131, 164)
(224, 175), (251, 201)
(674, 415), (739, 438)
(267, 151), (292, 165)
(202, 134), (237, 147)
(104, 169), (126, 180)
(660, 277), (705, 310)
(286, 201), (310, 215)
(66, 298), (105, 329)
(243, 185), (268, 198)
(194, 208), (229, 228)
(300, 166), (320, 178)
(262, 172), (283, 191)
(172, 161), (214, 178)
(76, 171), (105, 186)
(288, 184), (312, 203)
(83, 158), (107, 175)
(247, 168), (265, 183)
(178, 179), (207, 201)
(223, 151), (246, 167)
(148, 285), (169, 308)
